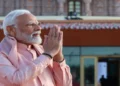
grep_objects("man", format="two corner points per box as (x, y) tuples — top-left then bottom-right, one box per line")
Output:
(100, 75), (106, 86)
(0, 9), (72, 86)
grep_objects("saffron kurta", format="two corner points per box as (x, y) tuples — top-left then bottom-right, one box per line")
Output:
(0, 36), (72, 86)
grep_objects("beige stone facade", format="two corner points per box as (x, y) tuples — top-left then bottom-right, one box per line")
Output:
(0, 0), (120, 16)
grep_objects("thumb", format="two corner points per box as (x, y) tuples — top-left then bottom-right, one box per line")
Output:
(43, 35), (48, 45)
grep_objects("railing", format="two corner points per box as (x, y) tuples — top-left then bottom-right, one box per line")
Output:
(0, 20), (120, 30)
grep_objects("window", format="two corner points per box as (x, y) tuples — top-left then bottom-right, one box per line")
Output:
(67, 0), (82, 16)
(63, 46), (81, 86)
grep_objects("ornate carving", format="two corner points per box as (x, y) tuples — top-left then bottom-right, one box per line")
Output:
(115, 1), (120, 16)
(83, 0), (92, 16)
(57, 0), (66, 15)
(92, 0), (108, 16)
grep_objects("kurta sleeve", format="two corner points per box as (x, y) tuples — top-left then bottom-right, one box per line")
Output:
(0, 53), (52, 85)
(53, 60), (72, 86)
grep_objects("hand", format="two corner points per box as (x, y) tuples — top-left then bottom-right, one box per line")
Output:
(53, 31), (64, 62)
(53, 46), (64, 62)
(43, 25), (62, 57)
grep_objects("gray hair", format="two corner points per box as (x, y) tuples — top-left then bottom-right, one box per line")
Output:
(3, 9), (31, 35)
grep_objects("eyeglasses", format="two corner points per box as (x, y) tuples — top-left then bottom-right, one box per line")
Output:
(10, 22), (42, 28)
(25, 22), (41, 27)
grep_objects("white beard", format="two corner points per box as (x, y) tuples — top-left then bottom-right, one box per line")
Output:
(22, 31), (42, 44)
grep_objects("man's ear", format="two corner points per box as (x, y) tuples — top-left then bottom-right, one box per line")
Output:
(6, 26), (16, 36)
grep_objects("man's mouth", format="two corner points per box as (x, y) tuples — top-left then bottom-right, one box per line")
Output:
(33, 33), (40, 37)
(31, 31), (41, 37)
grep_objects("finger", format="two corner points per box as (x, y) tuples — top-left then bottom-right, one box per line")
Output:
(58, 31), (63, 42)
(55, 25), (61, 38)
(61, 31), (63, 45)
(43, 35), (48, 45)
(52, 26), (56, 37)
(49, 27), (56, 39)
(48, 27), (53, 37)
(54, 25), (57, 37)
(55, 25), (61, 32)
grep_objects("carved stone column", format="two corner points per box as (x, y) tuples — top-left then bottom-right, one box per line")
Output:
(26, 0), (34, 13)
(83, 0), (92, 16)
(115, 1), (120, 16)
(57, 0), (66, 15)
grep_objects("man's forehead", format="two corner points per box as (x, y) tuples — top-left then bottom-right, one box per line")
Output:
(28, 20), (38, 23)
(17, 13), (34, 18)
(16, 14), (37, 23)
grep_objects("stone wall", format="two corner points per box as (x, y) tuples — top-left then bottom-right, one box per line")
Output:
(92, 0), (108, 16)
(114, 0), (120, 16)
(0, 0), (58, 16)
(91, 0), (116, 16)
(42, 0), (57, 15)
(0, 0), (119, 16)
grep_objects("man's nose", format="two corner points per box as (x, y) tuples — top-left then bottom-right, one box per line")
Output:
(34, 24), (42, 31)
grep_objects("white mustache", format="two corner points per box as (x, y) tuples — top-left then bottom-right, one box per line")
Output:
(31, 31), (41, 35)
(31, 31), (41, 37)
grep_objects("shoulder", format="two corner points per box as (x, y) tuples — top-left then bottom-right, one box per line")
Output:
(0, 52), (11, 65)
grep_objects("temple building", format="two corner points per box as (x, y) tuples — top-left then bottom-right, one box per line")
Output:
(0, 0), (120, 86)
(0, 0), (120, 16)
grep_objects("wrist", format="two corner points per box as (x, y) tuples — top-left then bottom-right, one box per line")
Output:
(53, 54), (64, 62)
(42, 53), (53, 59)
(43, 51), (55, 57)
(54, 58), (64, 63)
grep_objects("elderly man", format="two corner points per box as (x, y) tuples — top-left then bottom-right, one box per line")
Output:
(0, 9), (72, 86)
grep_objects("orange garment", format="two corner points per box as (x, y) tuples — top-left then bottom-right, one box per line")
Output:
(0, 36), (72, 86)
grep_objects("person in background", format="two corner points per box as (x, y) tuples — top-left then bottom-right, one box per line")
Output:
(71, 70), (80, 86)
(100, 75), (106, 86)
(0, 9), (72, 86)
